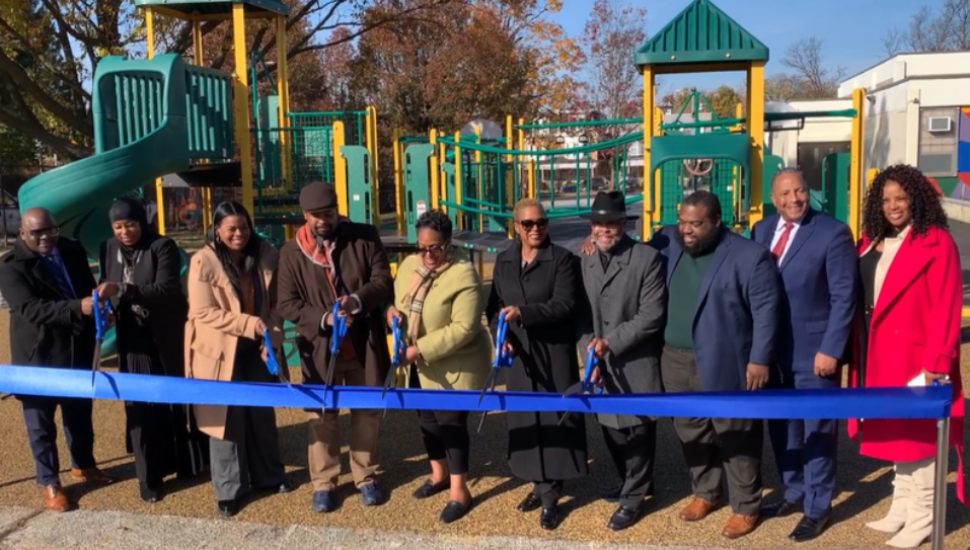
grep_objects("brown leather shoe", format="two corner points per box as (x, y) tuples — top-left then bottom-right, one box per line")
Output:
(42, 485), (71, 512)
(679, 497), (718, 522)
(70, 467), (115, 486)
(721, 513), (759, 539)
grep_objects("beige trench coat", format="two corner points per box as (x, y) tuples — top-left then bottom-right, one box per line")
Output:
(184, 241), (282, 439)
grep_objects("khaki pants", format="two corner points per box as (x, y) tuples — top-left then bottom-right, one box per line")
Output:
(307, 358), (380, 491)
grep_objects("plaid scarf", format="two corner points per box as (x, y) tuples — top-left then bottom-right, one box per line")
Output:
(296, 223), (355, 360)
(402, 258), (451, 344)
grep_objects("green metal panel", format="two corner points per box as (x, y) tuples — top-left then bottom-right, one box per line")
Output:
(657, 159), (741, 227)
(184, 65), (233, 160)
(134, 0), (288, 16)
(255, 95), (281, 184)
(820, 152), (850, 223)
(404, 143), (435, 243)
(635, 0), (768, 67)
(761, 153), (783, 218)
(441, 162), (457, 227)
(341, 145), (372, 224)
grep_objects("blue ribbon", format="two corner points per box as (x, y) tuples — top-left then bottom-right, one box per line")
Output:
(0, 365), (953, 420)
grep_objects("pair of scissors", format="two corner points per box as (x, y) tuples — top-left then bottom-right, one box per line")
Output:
(91, 289), (113, 382)
(322, 301), (349, 408)
(476, 311), (514, 432)
(381, 315), (408, 399)
(261, 329), (288, 384)
(558, 347), (604, 425)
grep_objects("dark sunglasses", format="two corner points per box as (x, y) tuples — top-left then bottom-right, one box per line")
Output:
(25, 226), (59, 239)
(417, 244), (448, 256)
(517, 218), (549, 231)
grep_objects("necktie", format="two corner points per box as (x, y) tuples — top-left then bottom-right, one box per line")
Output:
(44, 255), (75, 298)
(771, 222), (794, 263)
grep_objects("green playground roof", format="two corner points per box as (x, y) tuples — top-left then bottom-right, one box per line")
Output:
(135, 0), (288, 17)
(635, 0), (768, 67)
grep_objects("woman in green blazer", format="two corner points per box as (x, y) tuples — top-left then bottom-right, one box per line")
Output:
(387, 210), (491, 524)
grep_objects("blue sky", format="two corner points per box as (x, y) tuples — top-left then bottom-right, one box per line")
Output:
(550, 0), (938, 94)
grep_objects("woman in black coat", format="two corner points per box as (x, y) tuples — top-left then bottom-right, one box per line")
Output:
(96, 198), (196, 502)
(486, 198), (588, 531)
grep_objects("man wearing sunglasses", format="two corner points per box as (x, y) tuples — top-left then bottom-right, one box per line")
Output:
(0, 207), (114, 513)
(578, 191), (666, 531)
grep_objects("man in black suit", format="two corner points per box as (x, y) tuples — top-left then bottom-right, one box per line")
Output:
(0, 207), (114, 512)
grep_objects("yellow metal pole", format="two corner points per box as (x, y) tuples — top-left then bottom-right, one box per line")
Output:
(276, 15), (292, 190)
(505, 115), (513, 230)
(393, 128), (404, 234)
(438, 135), (447, 213)
(519, 117), (534, 199)
(474, 126), (483, 230)
(641, 66), (654, 240)
(332, 121), (348, 216)
(366, 105), (380, 226)
(849, 88), (865, 240)
(191, 19), (213, 234)
(453, 131), (462, 230)
(747, 61), (766, 227)
(429, 129), (439, 210)
(145, 8), (167, 236)
(231, 4), (254, 215)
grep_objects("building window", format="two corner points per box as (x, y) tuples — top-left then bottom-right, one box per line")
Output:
(918, 107), (957, 176)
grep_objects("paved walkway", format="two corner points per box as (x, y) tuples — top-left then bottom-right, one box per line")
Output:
(0, 505), (716, 550)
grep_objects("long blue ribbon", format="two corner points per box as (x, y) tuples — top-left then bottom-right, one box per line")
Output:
(0, 365), (953, 420)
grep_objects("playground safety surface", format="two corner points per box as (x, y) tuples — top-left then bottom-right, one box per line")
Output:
(0, 319), (969, 549)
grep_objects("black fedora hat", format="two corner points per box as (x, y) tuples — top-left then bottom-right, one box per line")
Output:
(587, 191), (638, 222)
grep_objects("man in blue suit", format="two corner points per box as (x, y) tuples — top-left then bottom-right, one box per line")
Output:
(751, 169), (856, 542)
(650, 191), (781, 541)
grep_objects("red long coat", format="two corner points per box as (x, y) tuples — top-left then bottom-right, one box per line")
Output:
(848, 226), (963, 481)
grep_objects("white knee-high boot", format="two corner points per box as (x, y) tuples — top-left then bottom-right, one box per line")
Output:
(887, 458), (935, 548)
(866, 464), (911, 533)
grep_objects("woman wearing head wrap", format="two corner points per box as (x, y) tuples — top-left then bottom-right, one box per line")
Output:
(96, 197), (195, 502)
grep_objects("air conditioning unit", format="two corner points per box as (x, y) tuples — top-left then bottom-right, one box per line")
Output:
(928, 117), (953, 132)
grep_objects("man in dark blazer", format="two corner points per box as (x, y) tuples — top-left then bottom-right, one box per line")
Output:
(650, 191), (781, 540)
(751, 169), (856, 542)
(579, 191), (666, 531)
(0, 207), (113, 512)
(276, 182), (392, 513)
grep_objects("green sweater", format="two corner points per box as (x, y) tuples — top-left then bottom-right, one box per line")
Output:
(664, 252), (713, 348)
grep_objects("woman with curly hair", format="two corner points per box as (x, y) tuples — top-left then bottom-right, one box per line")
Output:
(850, 164), (964, 548)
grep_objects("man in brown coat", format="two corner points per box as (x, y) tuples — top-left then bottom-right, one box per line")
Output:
(276, 182), (392, 513)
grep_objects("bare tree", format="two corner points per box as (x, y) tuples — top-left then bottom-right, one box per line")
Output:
(889, 0), (970, 54)
(779, 37), (844, 99)
(881, 27), (907, 58)
(580, 0), (646, 120)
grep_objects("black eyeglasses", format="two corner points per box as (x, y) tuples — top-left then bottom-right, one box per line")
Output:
(25, 226), (59, 239)
(517, 218), (549, 231)
(417, 244), (448, 256)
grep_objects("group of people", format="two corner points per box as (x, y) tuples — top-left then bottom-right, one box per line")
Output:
(0, 164), (961, 549)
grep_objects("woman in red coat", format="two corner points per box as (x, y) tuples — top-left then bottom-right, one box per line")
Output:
(851, 164), (963, 548)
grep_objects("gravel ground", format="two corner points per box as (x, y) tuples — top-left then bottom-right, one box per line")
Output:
(0, 310), (968, 549)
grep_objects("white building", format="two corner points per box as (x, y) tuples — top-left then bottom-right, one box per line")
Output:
(837, 51), (970, 197)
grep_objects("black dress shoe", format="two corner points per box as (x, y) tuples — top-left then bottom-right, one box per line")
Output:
(218, 499), (238, 518)
(140, 486), (161, 503)
(761, 498), (801, 518)
(439, 500), (471, 524)
(789, 514), (829, 542)
(540, 506), (561, 530)
(277, 480), (295, 493)
(516, 492), (542, 512)
(412, 479), (450, 499)
(607, 504), (642, 531)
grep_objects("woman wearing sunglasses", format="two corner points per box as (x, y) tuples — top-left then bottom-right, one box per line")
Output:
(486, 198), (588, 530)
(386, 210), (491, 524)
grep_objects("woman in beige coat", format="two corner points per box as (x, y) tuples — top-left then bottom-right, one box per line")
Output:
(387, 210), (490, 524)
(185, 201), (291, 517)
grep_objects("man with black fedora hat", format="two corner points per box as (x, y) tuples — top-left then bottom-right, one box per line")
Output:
(276, 182), (392, 513)
(578, 190), (666, 531)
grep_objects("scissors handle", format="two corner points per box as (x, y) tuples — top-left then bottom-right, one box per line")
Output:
(262, 329), (280, 376)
